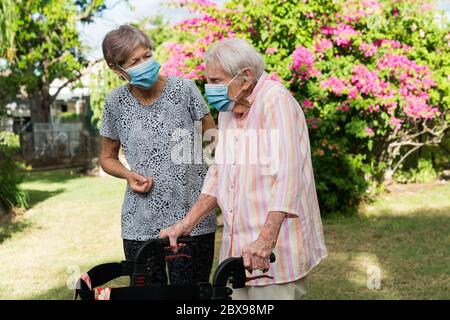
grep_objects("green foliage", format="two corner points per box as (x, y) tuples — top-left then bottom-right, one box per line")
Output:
(312, 152), (369, 216)
(89, 61), (124, 128)
(57, 111), (81, 123)
(0, 0), (18, 62)
(394, 159), (438, 183)
(0, 132), (28, 209)
(138, 15), (174, 48)
(428, 131), (450, 172)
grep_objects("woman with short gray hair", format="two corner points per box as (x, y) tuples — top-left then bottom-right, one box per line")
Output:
(162, 37), (327, 300)
(204, 37), (265, 85)
(99, 25), (217, 285)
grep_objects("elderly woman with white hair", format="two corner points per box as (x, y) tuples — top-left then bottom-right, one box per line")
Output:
(161, 38), (328, 300)
(99, 25), (217, 286)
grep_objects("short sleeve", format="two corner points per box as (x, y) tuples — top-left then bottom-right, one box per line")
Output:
(187, 80), (210, 121)
(264, 90), (305, 218)
(201, 164), (218, 198)
(99, 99), (120, 140)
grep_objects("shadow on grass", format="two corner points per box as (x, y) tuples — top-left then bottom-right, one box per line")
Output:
(23, 188), (66, 209)
(305, 206), (450, 299)
(0, 189), (65, 246)
(0, 215), (33, 245)
(24, 285), (74, 300)
(25, 275), (130, 300)
(22, 169), (85, 185)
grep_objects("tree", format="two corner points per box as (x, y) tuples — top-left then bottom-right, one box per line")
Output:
(0, 0), (120, 123)
(0, 0), (18, 62)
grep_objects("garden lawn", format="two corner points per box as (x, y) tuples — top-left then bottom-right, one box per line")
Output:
(0, 169), (448, 299)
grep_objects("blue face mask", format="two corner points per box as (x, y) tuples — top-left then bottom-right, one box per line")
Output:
(118, 58), (161, 89)
(204, 73), (243, 112)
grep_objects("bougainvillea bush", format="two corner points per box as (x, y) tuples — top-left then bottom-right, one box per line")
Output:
(156, 0), (450, 215)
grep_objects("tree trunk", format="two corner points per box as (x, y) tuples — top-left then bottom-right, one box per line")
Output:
(29, 84), (52, 124)
(0, 200), (8, 217)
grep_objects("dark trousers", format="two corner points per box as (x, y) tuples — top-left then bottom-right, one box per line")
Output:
(123, 232), (215, 285)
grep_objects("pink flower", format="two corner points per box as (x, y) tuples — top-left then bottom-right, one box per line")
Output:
(359, 42), (377, 57)
(321, 26), (336, 35)
(336, 101), (350, 112)
(265, 47), (277, 54)
(420, 2), (434, 11)
(333, 23), (360, 47)
(340, 0), (383, 22)
(389, 117), (403, 131)
(402, 96), (439, 119)
(306, 116), (321, 129)
(376, 53), (437, 119)
(321, 24), (360, 47)
(175, 15), (220, 33)
(314, 38), (333, 54)
(368, 105), (381, 113)
(303, 99), (314, 109)
(267, 72), (282, 82)
(374, 39), (402, 49)
(320, 76), (350, 96)
(365, 127), (375, 137)
(351, 65), (384, 96)
(348, 87), (358, 99)
(290, 46), (318, 81)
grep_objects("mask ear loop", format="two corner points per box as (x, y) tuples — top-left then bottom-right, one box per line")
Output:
(228, 69), (249, 100)
(226, 73), (240, 87)
(225, 68), (246, 87)
(116, 64), (126, 72)
(232, 87), (244, 101)
(115, 64), (130, 82)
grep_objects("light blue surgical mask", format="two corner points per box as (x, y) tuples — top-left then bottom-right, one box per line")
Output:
(117, 57), (161, 89)
(204, 73), (244, 112)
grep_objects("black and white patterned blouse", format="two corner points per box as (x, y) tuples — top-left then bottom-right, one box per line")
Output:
(100, 76), (216, 241)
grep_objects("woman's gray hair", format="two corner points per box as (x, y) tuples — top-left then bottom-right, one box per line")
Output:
(205, 38), (265, 82)
(102, 25), (154, 67)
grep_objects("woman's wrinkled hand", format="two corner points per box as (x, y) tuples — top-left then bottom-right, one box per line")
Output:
(242, 237), (274, 273)
(126, 171), (153, 193)
(159, 220), (190, 253)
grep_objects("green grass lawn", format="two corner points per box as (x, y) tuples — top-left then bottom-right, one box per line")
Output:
(0, 169), (449, 299)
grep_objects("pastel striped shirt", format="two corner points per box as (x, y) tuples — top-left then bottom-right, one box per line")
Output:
(201, 72), (328, 286)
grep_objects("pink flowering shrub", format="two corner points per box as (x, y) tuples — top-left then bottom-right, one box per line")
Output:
(157, 1), (241, 82)
(321, 23), (360, 47)
(290, 46), (320, 82)
(159, 0), (450, 215)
